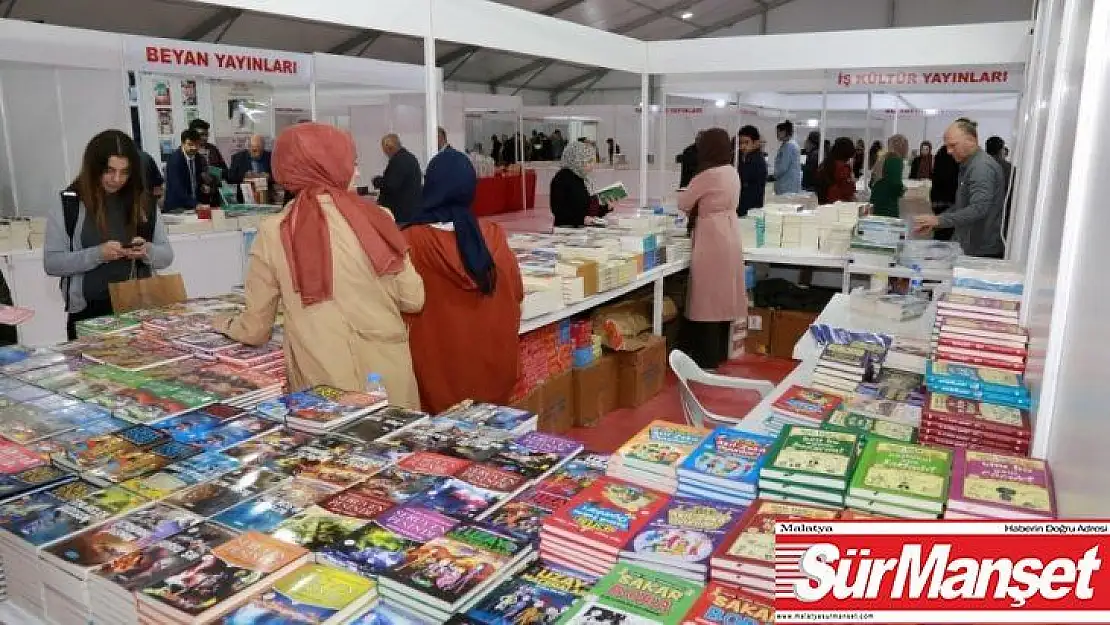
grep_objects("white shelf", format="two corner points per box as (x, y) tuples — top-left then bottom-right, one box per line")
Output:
(743, 247), (847, 269)
(846, 262), (953, 281)
(518, 258), (690, 334)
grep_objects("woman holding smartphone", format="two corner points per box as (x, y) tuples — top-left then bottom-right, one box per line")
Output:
(44, 130), (174, 339)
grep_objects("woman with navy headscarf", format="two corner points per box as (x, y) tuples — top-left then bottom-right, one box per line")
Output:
(402, 147), (524, 413)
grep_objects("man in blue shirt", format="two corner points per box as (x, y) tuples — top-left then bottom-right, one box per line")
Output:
(773, 120), (802, 195)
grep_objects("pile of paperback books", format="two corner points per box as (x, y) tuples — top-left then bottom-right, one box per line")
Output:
(757, 425), (858, 509)
(945, 448), (1056, 520)
(845, 439), (953, 519)
(605, 421), (707, 493)
(675, 426), (776, 507)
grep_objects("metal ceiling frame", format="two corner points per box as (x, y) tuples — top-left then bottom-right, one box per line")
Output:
(328, 30), (383, 55)
(181, 7), (242, 41)
(549, 0), (799, 99)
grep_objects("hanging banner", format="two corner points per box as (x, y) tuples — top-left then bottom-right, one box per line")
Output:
(125, 36), (312, 85)
(831, 67), (1020, 92)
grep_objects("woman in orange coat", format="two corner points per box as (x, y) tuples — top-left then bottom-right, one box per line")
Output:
(403, 147), (524, 413)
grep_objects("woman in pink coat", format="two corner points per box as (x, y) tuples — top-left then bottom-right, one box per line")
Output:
(677, 128), (748, 369)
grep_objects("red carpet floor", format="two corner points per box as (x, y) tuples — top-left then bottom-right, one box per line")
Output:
(566, 354), (798, 453)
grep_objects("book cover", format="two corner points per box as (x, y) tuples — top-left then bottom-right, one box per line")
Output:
(154, 409), (232, 444)
(614, 421), (708, 473)
(45, 503), (201, 570)
(925, 361), (1026, 394)
(534, 459), (607, 500)
(140, 531), (309, 617)
(937, 336), (1027, 357)
(189, 416), (276, 452)
(623, 498), (744, 569)
(680, 582), (773, 625)
(940, 316), (1026, 338)
(220, 563), (375, 624)
(95, 521), (237, 590)
(213, 478), (340, 533)
(0, 403), (82, 444)
(265, 435), (365, 477)
(169, 450), (243, 483)
(339, 407), (428, 443)
(214, 341), (284, 368)
(546, 477), (669, 551)
(492, 432), (584, 479)
(762, 426), (858, 486)
(841, 396), (922, 428)
(397, 451), (473, 477)
(820, 343), (870, 370)
(457, 463), (528, 497)
(771, 386), (842, 423)
(320, 505), (458, 577)
(258, 386), (382, 425)
(483, 499), (552, 542)
(167, 466), (288, 517)
(465, 561), (594, 625)
(223, 428), (315, 466)
(119, 470), (198, 501)
(351, 467), (446, 505)
(677, 427), (777, 489)
(440, 402), (535, 433)
(0, 464), (73, 500)
(923, 392), (1031, 437)
(951, 449), (1055, 517)
(0, 438), (45, 475)
(407, 475), (504, 521)
(83, 485), (149, 516)
(824, 410), (918, 444)
(0, 478), (92, 531)
(713, 499), (839, 571)
(557, 563), (701, 625)
(850, 439), (953, 510)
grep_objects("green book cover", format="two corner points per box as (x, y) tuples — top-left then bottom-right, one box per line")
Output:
(557, 562), (702, 625)
(849, 439), (953, 511)
(761, 425), (858, 486)
(824, 410), (918, 444)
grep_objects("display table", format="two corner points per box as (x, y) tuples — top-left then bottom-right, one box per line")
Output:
(471, 171), (537, 216)
(791, 292), (938, 361)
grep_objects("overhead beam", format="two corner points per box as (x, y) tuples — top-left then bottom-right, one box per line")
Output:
(549, 67), (609, 94)
(181, 8), (242, 41)
(443, 48), (480, 81)
(435, 0), (587, 68)
(327, 30), (382, 55)
(512, 63), (554, 95)
(562, 72), (608, 105)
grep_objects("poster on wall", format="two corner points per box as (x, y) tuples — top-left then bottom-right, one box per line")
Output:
(181, 80), (198, 107)
(157, 110), (174, 136)
(212, 81), (273, 155)
(153, 80), (172, 107)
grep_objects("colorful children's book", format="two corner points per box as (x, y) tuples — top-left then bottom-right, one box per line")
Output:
(680, 582), (773, 625)
(154, 404), (246, 443)
(771, 386), (843, 425)
(94, 521), (238, 591)
(613, 421), (707, 476)
(677, 427), (777, 492)
(823, 410), (919, 444)
(257, 385), (386, 429)
(319, 505), (458, 578)
(848, 439), (953, 514)
(711, 498), (840, 578)
(922, 392), (1031, 439)
(556, 562), (702, 625)
(545, 477), (670, 554)
(620, 497), (745, 574)
(463, 561), (595, 625)
(166, 466), (289, 518)
(220, 563), (377, 624)
(949, 448), (1056, 519)
(491, 431), (583, 478)
(759, 425), (858, 491)
(213, 478), (340, 533)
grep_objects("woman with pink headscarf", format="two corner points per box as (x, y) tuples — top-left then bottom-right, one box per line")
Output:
(212, 123), (425, 407)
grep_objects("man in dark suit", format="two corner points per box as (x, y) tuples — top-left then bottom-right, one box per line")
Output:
(163, 129), (209, 213)
(227, 134), (273, 202)
(372, 134), (422, 223)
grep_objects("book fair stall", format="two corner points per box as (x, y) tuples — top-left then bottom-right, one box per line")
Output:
(0, 0), (1106, 621)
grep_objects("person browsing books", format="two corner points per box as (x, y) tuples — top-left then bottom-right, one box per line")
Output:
(402, 147), (524, 413)
(44, 130), (174, 340)
(550, 141), (611, 227)
(676, 128), (748, 370)
(211, 123), (425, 407)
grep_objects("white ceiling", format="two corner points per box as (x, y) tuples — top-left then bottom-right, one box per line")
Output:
(1, 0), (1035, 95)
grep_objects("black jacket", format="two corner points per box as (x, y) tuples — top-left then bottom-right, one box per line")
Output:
(801, 147), (820, 191)
(374, 147), (423, 224)
(738, 152), (768, 216)
(679, 144), (698, 188)
(551, 168), (592, 228)
(930, 147), (960, 206)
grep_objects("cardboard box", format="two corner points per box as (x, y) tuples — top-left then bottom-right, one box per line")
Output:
(538, 369), (574, 434)
(616, 335), (668, 409)
(744, 307), (775, 356)
(510, 384), (543, 417)
(771, 309), (820, 359)
(572, 354), (618, 427)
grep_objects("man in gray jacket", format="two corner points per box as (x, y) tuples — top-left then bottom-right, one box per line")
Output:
(913, 119), (1007, 258)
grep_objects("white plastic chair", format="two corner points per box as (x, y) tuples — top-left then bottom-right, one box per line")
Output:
(669, 349), (776, 429)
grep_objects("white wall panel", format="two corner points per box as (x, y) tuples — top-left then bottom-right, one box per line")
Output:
(0, 66), (70, 217)
(57, 68), (131, 182)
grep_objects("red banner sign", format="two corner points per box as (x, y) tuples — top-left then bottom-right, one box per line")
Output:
(775, 521), (1110, 623)
(126, 37), (312, 84)
(832, 68), (1018, 91)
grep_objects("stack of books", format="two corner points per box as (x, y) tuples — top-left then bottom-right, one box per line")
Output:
(822, 409), (919, 445)
(758, 425), (858, 509)
(437, 401), (538, 436)
(256, 385), (388, 433)
(135, 530), (310, 624)
(951, 256), (1024, 302)
(925, 361), (1032, 410)
(946, 449), (1056, 520)
(811, 343), (873, 397)
(676, 427), (776, 507)
(849, 216), (906, 266)
(850, 290), (929, 322)
(766, 386), (842, 434)
(540, 477), (668, 579)
(882, 335), (931, 374)
(932, 317), (1028, 374)
(378, 523), (532, 623)
(840, 394), (922, 429)
(221, 562), (378, 624)
(682, 581), (774, 625)
(556, 562), (702, 624)
(459, 560), (596, 625)
(855, 368), (926, 405)
(920, 392), (1031, 456)
(846, 439), (953, 519)
(618, 497), (745, 582)
(605, 421), (707, 494)
(710, 498), (840, 599)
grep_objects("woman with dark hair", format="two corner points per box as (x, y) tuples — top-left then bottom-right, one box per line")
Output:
(815, 137), (858, 204)
(676, 128), (747, 369)
(44, 130), (174, 339)
(910, 141), (934, 179)
(402, 148), (524, 413)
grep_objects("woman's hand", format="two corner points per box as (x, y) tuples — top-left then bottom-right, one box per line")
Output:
(99, 241), (127, 262)
(126, 237), (151, 261)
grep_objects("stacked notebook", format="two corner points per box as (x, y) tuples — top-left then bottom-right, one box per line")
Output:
(710, 498), (841, 599)
(766, 386), (842, 434)
(605, 421), (707, 493)
(846, 439), (953, 519)
(676, 427), (776, 507)
(556, 562), (702, 624)
(946, 448), (1056, 520)
(378, 522), (532, 623)
(221, 562), (378, 624)
(617, 497), (744, 582)
(757, 425), (858, 509)
(920, 392), (1031, 456)
(931, 317), (1028, 375)
(925, 361), (1032, 410)
(540, 477), (668, 579)
(256, 386), (388, 433)
(811, 343), (873, 397)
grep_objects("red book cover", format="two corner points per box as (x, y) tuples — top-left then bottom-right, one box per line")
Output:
(937, 336), (1028, 357)
(938, 293), (1020, 315)
(934, 352), (1025, 373)
(0, 439), (45, 474)
(456, 463), (528, 495)
(919, 434), (1030, 457)
(770, 386), (841, 423)
(919, 418), (1031, 446)
(711, 498), (839, 573)
(921, 392), (1031, 438)
(544, 476), (668, 552)
(681, 582), (773, 625)
(396, 451), (472, 477)
(318, 488), (394, 521)
(940, 317), (1027, 339)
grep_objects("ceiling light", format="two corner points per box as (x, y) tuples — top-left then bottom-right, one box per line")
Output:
(649, 104), (660, 113)
(681, 11), (694, 19)
(715, 99), (726, 108)
(806, 119), (819, 127)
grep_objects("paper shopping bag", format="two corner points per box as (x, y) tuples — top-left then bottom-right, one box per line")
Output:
(109, 273), (187, 313)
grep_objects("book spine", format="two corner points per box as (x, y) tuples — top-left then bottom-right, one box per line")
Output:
(936, 337), (1028, 357)
(933, 353), (1025, 373)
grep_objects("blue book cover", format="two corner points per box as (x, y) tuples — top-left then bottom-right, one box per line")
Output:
(619, 497), (746, 571)
(168, 451), (241, 483)
(406, 477), (499, 521)
(115, 424), (169, 448)
(14, 496), (114, 546)
(0, 478), (89, 531)
(925, 361), (1028, 397)
(155, 412), (224, 444)
(465, 561), (594, 625)
(190, 417), (276, 452)
(212, 479), (337, 533)
(677, 427), (776, 490)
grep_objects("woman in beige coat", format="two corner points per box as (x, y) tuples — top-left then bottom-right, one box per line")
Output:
(213, 123), (424, 408)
